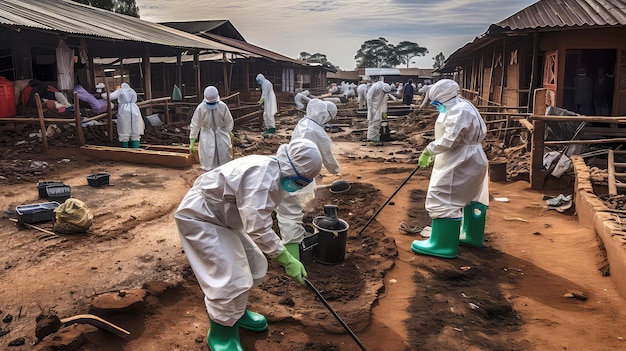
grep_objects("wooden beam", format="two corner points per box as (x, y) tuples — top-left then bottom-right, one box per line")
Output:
(518, 118), (534, 132)
(79, 145), (193, 168)
(530, 115), (626, 123)
(544, 138), (626, 145)
(34, 93), (48, 152)
(609, 149), (617, 196)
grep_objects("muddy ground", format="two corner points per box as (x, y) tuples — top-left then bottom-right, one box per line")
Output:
(1, 103), (626, 351)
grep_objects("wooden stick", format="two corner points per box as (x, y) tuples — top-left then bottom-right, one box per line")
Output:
(9, 218), (56, 235)
(609, 149), (617, 196)
(34, 93), (49, 152)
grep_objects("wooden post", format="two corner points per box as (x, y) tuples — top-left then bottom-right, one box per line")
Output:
(143, 46), (153, 115)
(34, 93), (48, 152)
(107, 91), (113, 144)
(176, 52), (182, 90)
(165, 100), (170, 125)
(499, 38), (506, 106)
(194, 52), (201, 103)
(527, 31), (538, 112)
(530, 88), (547, 190)
(223, 52), (230, 96)
(609, 149), (617, 196)
(73, 92), (85, 146)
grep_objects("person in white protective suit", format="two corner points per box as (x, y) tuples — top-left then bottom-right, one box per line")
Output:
(174, 138), (322, 351)
(357, 82), (368, 110)
(256, 73), (278, 137)
(411, 79), (489, 259)
(294, 90), (311, 110)
(104, 83), (144, 148)
(189, 86), (234, 171)
(366, 81), (392, 143)
(276, 99), (340, 259)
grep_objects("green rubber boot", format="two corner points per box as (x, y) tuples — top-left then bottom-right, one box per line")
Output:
(262, 128), (276, 137)
(411, 218), (461, 259)
(284, 243), (301, 261)
(130, 140), (141, 148)
(238, 310), (268, 332)
(207, 320), (243, 351)
(120, 141), (128, 148)
(459, 202), (488, 247)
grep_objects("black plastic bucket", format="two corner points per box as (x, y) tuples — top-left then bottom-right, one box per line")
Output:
(300, 234), (318, 264)
(312, 217), (349, 265)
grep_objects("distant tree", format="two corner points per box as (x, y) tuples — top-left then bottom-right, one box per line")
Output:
(354, 37), (401, 68)
(299, 51), (339, 72)
(396, 41), (428, 68)
(71, 0), (140, 17)
(433, 52), (446, 70)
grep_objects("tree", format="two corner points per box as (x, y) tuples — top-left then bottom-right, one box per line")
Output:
(354, 37), (401, 68)
(299, 51), (339, 72)
(395, 41), (428, 68)
(71, 0), (140, 17)
(433, 52), (446, 70)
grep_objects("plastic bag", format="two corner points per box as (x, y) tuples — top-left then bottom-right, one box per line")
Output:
(53, 198), (93, 233)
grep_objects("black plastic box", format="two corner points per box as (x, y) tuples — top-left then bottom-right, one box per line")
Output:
(86, 172), (110, 187)
(37, 181), (65, 198)
(45, 184), (71, 203)
(16, 202), (60, 224)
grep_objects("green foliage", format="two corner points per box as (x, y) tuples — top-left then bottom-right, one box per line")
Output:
(299, 51), (339, 72)
(433, 52), (446, 70)
(354, 38), (427, 68)
(71, 0), (140, 17)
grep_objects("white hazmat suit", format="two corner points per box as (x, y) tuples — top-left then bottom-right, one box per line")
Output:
(422, 79), (489, 218)
(108, 83), (144, 143)
(294, 90), (311, 110)
(357, 83), (368, 110)
(189, 86), (234, 171)
(366, 81), (391, 141)
(174, 139), (322, 327)
(276, 99), (340, 248)
(256, 74), (278, 130)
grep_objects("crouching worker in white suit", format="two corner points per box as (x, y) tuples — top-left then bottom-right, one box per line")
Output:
(276, 99), (341, 259)
(174, 138), (322, 351)
(411, 79), (489, 259)
(104, 82), (144, 148)
(189, 86), (234, 171)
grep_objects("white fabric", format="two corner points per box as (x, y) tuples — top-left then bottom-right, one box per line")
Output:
(276, 100), (340, 246)
(425, 95), (489, 218)
(420, 80), (458, 109)
(294, 90), (311, 109)
(56, 40), (74, 91)
(190, 100), (234, 170)
(366, 82), (390, 141)
(109, 83), (144, 142)
(204, 86), (220, 103)
(357, 83), (368, 110)
(175, 139), (321, 326)
(325, 101), (338, 119)
(257, 74), (278, 129)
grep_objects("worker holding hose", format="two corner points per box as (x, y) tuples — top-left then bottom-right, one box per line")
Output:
(412, 79), (489, 259)
(175, 138), (322, 351)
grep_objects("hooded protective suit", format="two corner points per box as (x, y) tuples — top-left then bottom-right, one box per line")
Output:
(357, 83), (368, 110)
(109, 83), (144, 142)
(366, 81), (391, 141)
(256, 74), (278, 129)
(421, 79), (489, 218)
(276, 99), (340, 246)
(294, 90), (311, 110)
(190, 87), (234, 170)
(174, 139), (322, 327)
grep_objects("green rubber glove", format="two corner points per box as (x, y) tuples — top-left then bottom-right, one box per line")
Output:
(382, 112), (387, 119)
(418, 149), (432, 168)
(258, 98), (265, 105)
(189, 138), (197, 154)
(274, 248), (306, 285)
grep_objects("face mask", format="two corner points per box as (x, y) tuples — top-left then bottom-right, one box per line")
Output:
(432, 101), (447, 113)
(257, 79), (263, 86)
(281, 177), (304, 192)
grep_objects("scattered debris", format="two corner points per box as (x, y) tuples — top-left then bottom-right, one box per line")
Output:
(503, 217), (529, 222)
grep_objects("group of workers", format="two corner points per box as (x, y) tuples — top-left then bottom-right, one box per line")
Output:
(168, 76), (489, 351)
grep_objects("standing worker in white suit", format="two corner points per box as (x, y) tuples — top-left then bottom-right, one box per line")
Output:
(366, 81), (391, 143)
(189, 86), (234, 171)
(411, 79), (489, 259)
(175, 138), (322, 351)
(256, 73), (278, 137)
(276, 99), (341, 259)
(104, 82), (144, 148)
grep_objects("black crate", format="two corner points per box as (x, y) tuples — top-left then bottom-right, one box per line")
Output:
(86, 172), (110, 187)
(16, 202), (60, 224)
(45, 184), (71, 203)
(37, 181), (65, 198)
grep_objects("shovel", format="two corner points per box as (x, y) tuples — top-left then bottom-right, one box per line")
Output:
(304, 278), (368, 351)
(316, 179), (351, 194)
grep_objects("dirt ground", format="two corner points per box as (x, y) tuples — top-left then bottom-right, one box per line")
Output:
(1, 106), (626, 351)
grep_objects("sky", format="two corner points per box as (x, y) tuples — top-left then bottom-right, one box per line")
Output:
(135, 0), (539, 71)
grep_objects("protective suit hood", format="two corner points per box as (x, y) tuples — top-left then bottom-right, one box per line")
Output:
(275, 138), (322, 181)
(420, 79), (459, 109)
(203, 86), (220, 109)
(325, 101), (338, 119)
(256, 73), (266, 85)
(118, 83), (137, 104)
(305, 99), (332, 126)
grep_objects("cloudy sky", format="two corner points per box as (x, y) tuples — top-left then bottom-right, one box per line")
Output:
(135, 0), (539, 70)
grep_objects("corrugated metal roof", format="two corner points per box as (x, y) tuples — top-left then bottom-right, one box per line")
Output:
(160, 20), (246, 41)
(490, 0), (626, 32)
(201, 32), (306, 66)
(0, 0), (248, 54)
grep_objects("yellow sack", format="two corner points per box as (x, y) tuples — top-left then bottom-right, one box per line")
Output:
(53, 198), (93, 233)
